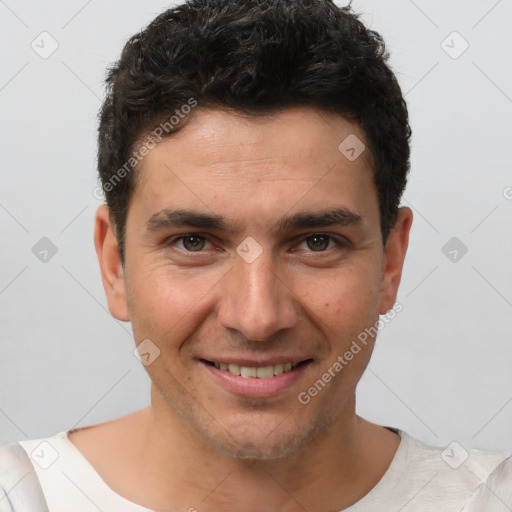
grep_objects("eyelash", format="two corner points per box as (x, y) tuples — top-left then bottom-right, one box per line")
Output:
(166, 233), (348, 256)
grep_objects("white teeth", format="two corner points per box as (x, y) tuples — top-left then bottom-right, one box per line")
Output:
(256, 366), (274, 378)
(273, 364), (284, 376)
(228, 363), (241, 376)
(212, 361), (302, 378)
(240, 366), (257, 378)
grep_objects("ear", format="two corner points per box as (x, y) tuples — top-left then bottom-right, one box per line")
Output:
(94, 204), (130, 322)
(379, 207), (413, 315)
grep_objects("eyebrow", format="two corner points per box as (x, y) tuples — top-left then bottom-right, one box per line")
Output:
(145, 207), (363, 235)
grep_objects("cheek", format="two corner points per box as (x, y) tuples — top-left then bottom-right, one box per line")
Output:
(292, 263), (382, 334)
(126, 262), (222, 345)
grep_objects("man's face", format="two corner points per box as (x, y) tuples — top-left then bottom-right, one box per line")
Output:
(103, 106), (407, 459)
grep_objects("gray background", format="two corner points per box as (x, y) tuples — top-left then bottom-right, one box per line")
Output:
(1, 0), (511, 452)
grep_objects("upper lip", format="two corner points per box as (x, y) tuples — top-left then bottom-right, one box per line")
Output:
(199, 356), (313, 367)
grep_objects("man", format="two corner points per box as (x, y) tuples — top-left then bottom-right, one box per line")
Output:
(1, 0), (511, 510)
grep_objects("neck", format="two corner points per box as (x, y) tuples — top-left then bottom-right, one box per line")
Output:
(123, 387), (396, 511)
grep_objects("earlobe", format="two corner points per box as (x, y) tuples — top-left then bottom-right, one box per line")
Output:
(378, 207), (413, 315)
(94, 204), (130, 322)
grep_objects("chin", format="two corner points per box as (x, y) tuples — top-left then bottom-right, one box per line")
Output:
(198, 415), (319, 462)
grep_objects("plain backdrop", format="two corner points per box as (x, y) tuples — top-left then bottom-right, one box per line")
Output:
(1, 0), (511, 452)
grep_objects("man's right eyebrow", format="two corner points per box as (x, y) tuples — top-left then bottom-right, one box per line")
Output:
(145, 209), (237, 233)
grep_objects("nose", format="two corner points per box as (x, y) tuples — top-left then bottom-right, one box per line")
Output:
(217, 249), (298, 342)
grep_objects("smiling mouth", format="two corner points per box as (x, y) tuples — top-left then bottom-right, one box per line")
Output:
(201, 359), (313, 379)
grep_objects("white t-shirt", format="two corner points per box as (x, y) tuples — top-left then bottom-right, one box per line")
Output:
(0, 426), (511, 511)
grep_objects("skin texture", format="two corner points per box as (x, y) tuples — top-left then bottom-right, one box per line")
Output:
(72, 106), (413, 511)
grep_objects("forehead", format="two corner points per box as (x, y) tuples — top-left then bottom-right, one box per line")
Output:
(139, 106), (372, 177)
(131, 106), (378, 231)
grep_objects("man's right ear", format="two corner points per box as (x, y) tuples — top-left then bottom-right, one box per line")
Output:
(94, 204), (130, 322)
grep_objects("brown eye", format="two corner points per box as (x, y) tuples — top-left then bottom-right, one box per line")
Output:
(291, 233), (348, 255)
(305, 234), (332, 251)
(173, 235), (210, 252)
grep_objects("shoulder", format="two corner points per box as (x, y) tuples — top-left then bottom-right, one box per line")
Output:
(0, 441), (49, 511)
(461, 453), (512, 511)
(392, 429), (512, 509)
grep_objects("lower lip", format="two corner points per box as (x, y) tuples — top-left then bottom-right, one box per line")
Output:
(200, 360), (311, 398)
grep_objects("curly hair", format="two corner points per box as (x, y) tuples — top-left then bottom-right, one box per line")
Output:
(97, 0), (411, 264)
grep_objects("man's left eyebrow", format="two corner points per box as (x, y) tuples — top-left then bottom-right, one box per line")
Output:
(144, 207), (363, 234)
(276, 207), (363, 232)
